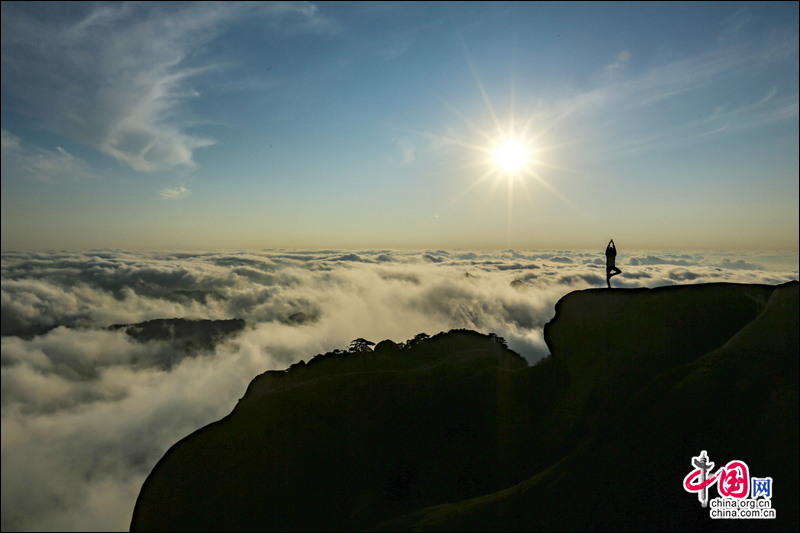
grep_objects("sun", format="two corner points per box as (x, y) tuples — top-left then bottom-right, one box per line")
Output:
(496, 141), (527, 171)
(423, 43), (593, 248)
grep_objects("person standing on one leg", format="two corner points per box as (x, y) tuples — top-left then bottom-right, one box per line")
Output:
(606, 239), (622, 288)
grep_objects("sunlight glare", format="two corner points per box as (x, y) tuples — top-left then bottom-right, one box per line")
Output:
(496, 141), (527, 171)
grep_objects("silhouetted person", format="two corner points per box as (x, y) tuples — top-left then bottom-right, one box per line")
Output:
(606, 239), (622, 288)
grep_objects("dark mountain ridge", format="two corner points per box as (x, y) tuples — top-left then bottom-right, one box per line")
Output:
(131, 281), (798, 531)
(108, 318), (247, 370)
(109, 318), (246, 348)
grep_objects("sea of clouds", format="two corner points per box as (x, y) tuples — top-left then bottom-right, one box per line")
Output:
(1, 248), (797, 531)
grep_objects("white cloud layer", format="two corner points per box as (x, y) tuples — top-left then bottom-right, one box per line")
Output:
(1, 249), (797, 530)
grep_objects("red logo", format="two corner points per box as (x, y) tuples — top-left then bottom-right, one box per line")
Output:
(684, 451), (750, 504)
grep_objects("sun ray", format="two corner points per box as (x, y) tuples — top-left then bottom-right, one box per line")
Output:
(509, 69), (516, 141)
(447, 166), (500, 206)
(427, 89), (499, 146)
(523, 166), (595, 224)
(419, 131), (496, 155)
(416, 47), (597, 240)
(461, 41), (505, 140)
(515, 170), (533, 201)
(507, 172), (514, 247)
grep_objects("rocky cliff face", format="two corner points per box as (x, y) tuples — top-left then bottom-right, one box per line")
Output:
(543, 283), (775, 425)
(131, 282), (798, 532)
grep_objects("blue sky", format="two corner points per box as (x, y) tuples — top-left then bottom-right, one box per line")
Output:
(2, 1), (798, 250)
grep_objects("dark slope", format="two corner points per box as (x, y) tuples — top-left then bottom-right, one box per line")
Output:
(131, 330), (536, 531)
(543, 282), (775, 430)
(131, 282), (798, 532)
(380, 281), (798, 531)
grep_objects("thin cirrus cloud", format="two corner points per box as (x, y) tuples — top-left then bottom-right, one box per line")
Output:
(158, 185), (192, 201)
(546, 38), (799, 159)
(423, 33), (797, 177)
(0, 129), (96, 182)
(0, 128), (21, 151)
(0, 2), (335, 173)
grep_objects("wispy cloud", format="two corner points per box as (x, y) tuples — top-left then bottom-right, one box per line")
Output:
(0, 2), (335, 173)
(1, 128), (21, 151)
(1, 130), (97, 182)
(540, 42), (799, 157)
(26, 147), (94, 182)
(717, 5), (758, 43)
(158, 185), (192, 200)
(392, 137), (416, 164)
(259, 1), (341, 35)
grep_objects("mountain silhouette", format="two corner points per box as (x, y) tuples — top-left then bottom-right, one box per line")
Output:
(130, 281), (798, 531)
(110, 318), (247, 369)
(109, 317), (246, 347)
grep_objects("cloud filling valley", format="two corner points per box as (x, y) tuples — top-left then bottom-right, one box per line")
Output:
(1, 248), (798, 530)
